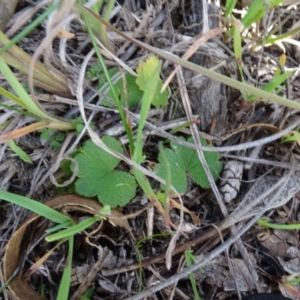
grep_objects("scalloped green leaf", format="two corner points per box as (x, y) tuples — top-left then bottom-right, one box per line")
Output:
(155, 137), (222, 193)
(74, 136), (137, 207)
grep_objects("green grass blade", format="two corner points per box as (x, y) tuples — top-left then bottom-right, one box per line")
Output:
(158, 142), (171, 201)
(133, 60), (160, 164)
(91, 13), (300, 112)
(0, 3), (59, 55)
(77, 4), (135, 153)
(265, 25), (300, 44)
(0, 56), (57, 121)
(225, 0), (237, 16)
(185, 250), (202, 300)
(0, 86), (32, 110)
(7, 139), (32, 163)
(45, 216), (101, 242)
(241, 0), (265, 28)
(56, 236), (74, 300)
(0, 190), (72, 223)
(257, 219), (300, 230)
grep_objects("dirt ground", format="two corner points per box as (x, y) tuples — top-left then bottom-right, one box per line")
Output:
(1, 0), (300, 299)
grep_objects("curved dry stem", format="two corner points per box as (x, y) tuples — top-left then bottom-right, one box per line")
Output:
(0, 120), (73, 143)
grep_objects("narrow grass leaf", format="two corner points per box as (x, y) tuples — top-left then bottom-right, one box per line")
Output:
(241, 0), (265, 28)
(158, 142), (171, 221)
(79, 7), (135, 153)
(46, 216), (100, 242)
(265, 25), (300, 45)
(0, 86), (32, 110)
(89, 10), (300, 111)
(0, 190), (72, 223)
(56, 236), (74, 300)
(7, 139), (32, 163)
(225, 0), (237, 16)
(282, 131), (300, 145)
(185, 250), (202, 300)
(0, 56), (56, 121)
(133, 59), (160, 163)
(257, 219), (300, 230)
(0, 3), (59, 55)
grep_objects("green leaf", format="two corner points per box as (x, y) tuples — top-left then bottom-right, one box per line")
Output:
(56, 236), (74, 300)
(90, 66), (142, 109)
(155, 137), (222, 193)
(225, 0), (237, 16)
(7, 139), (32, 163)
(241, 0), (265, 28)
(0, 190), (72, 224)
(282, 130), (300, 145)
(74, 137), (137, 207)
(104, 72), (143, 109)
(136, 56), (169, 109)
(46, 216), (100, 242)
(245, 70), (293, 101)
(40, 128), (53, 140)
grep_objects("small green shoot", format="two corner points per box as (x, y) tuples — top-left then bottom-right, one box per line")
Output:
(80, 288), (94, 299)
(282, 130), (300, 145)
(74, 137), (137, 208)
(77, 4), (135, 153)
(46, 215), (101, 242)
(157, 142), (171, 219)
(257, 219), (300, 230)
(136, 56), (169, 108)
(7, 139), (32, 163)
(99, 68), (143, 109)
(40, 128), (66, 150)
(241, 0), (266, 28)
(245, 70), (293, 101)
(136, 233), (172, 292)
(184, 250), (203, 300)
(70, 117), (86, 136)
(225, 0), (237, 17)
(56, 236), (74, 300)
(155, 137), (222, 193)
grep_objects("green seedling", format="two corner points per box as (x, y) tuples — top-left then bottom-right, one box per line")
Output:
(157, 142), (171, 220)
(136, 56), (169, 109)
(88, 65), (143, 109)
(91, 10), (300, 112)
(56, 236), (74, 300)
(155, 137), (222, 194)
(80, 288), (94, 299)
(282, 130), (300, 145)
(184, 250), (203, 300)
(0, 190), (109, 300)
(136, 233), (172, 292)
(40, 128), (66, 151)
(74, 137), (137, 208)
(77, 0), (114, 51)
(78, 6), (135, 154)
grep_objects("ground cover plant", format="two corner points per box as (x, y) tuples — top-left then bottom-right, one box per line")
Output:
(0, 0), (300, 299)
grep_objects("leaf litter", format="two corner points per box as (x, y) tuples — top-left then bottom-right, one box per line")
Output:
(0, 0), (300, 299)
